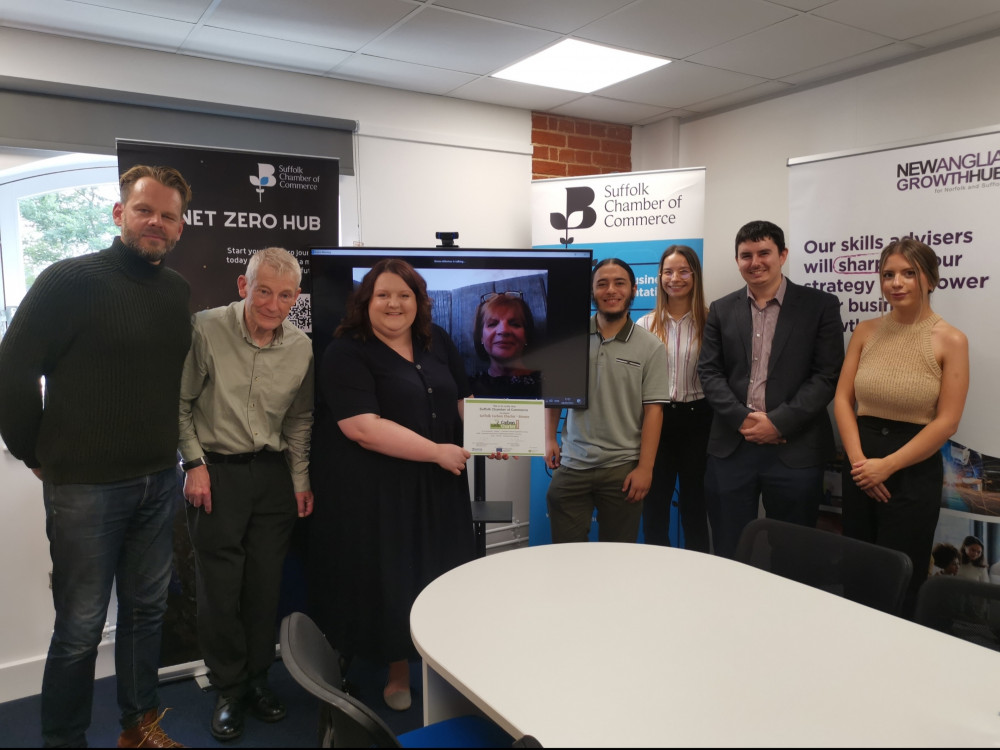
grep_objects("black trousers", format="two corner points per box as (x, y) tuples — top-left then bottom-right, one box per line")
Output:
(642, 398), (712, 551)
(705, 442), (824, 559)
(186, 456), (297, 696)
(842, 416), (943, 619)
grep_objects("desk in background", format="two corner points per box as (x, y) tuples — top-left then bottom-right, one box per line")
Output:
(411, 542), (1000, 747)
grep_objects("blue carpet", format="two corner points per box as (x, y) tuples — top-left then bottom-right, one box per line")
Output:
(0, 656), (425, 748)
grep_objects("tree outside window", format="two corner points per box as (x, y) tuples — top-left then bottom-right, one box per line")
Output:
(18, 184), (118, 288)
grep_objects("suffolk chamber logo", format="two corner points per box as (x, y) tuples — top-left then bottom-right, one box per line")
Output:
(549, 186), (596, 246)
(249, 163), (276, 202)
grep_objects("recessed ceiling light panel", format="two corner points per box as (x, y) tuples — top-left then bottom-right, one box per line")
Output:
(492, 39), (669, 93)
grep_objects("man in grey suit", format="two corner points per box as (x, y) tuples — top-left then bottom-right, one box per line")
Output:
(697, 220), (844, 558)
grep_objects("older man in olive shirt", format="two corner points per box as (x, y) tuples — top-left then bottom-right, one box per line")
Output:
(178, 247), (313, 742)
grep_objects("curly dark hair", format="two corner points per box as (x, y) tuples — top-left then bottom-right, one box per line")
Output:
(334, 258), (433, 349)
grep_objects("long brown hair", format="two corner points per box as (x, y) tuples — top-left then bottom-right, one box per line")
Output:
(648, 245), (707, 345)
(335, 258), (433, 349)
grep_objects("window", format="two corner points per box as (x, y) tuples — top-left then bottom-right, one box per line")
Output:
(0, 153), (118, 327)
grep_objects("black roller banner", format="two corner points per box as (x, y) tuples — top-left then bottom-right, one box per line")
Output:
(116, 140), (339, 670)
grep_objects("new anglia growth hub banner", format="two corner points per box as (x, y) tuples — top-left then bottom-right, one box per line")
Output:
(788, 128), (1000, 570)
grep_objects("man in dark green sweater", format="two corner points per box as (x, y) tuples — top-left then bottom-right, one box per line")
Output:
(0, 165), (193, 748)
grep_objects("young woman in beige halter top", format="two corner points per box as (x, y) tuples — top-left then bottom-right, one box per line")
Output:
(834, 238), (969, 618)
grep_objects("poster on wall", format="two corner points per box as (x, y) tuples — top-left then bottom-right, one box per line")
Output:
(528, 168), (706, 545)
(531, 168), (705, 320)
(117, 139), (340, 331)
(116, 140), (340, 669)
(788, 127), (1000, 580)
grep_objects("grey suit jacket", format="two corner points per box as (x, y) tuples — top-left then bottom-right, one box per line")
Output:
(697, 277), (844, 468)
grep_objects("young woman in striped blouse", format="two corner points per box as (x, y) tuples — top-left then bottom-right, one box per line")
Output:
(638, 245), (712, 551)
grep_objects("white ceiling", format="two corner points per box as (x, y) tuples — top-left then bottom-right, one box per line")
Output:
(3, 0), (1000, 126)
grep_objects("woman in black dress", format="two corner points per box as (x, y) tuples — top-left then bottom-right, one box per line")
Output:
(309, 258), (475, 711)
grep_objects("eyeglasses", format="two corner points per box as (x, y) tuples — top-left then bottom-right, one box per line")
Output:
(661, 269), (693, 280)
(481, 291), (523, 303)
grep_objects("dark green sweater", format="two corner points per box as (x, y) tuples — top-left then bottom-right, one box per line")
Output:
(0, 238), (192, 484)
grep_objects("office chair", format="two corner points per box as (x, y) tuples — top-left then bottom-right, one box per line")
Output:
(915, 575), (1000, 650)
(279, 612), (529, 748)
(734, 518), (913, 615)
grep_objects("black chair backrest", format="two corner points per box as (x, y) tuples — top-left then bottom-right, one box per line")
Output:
(735, 518), (913, 615)
(915, 574), (1000, 650)
(279, 612), (402, 748)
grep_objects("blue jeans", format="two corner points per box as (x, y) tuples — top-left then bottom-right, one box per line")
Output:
(41, 467), (178, 748)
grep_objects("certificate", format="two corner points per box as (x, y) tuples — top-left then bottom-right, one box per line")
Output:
(463, 398), (545, 457)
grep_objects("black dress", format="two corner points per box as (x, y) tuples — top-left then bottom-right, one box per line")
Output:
(309, 325), (475, 663)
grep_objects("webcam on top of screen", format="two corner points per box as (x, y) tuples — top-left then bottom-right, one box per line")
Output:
(435, 231), (459, 248)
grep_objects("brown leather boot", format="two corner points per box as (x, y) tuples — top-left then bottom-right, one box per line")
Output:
(117, 708), (185, 748)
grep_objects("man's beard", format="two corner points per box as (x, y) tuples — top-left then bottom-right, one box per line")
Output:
(600, 308), (628, 322)
(121, 225), (177, 263)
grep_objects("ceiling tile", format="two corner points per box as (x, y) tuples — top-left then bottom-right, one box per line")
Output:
(779, 41), (921, 85)
(550, 95), (671, 125)
(1, 0), (1000, 126)
(688, 14), (892, 79)
(61, 0), (214, 23)
(574, 0), (797, 59)
(599, 60), (769, 108)
(432, 0), (634, 34)
(183, 26), (352, 73)
(450, 76), (583, 110)
(907, 10), (1000, 47)
(683, 80), (793, 113)
(363, 6), (559, 74)
(766, 0), (833, 10)
(635, 108), (697, 126)
(332, 54), (479, 95)
(208, 0), (414, 50)
(812, 0), (1000, 41)
(0, 0), (193, 49)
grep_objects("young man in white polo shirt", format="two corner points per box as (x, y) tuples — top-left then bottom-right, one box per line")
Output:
(544, 258), (670, 543)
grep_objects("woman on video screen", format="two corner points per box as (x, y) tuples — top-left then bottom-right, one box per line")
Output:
(469, 291), (542, 399)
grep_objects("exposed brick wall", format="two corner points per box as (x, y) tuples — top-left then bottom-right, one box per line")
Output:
(531, 113), (632, 180)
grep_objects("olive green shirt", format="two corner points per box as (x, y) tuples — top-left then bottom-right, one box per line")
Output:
(178, 300), (314, 492)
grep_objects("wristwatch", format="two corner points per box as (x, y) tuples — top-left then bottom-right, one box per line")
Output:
(181, 456), (208, 472)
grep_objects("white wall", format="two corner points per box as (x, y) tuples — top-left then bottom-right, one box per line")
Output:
(655, 35), (1000, 305)
(0, 26), (533, 701)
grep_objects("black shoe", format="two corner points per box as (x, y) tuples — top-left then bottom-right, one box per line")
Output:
(211, 694), (244, 742)
(247, 686), (286, 723)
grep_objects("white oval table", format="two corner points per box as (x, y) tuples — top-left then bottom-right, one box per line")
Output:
(411, 542), (1000, 747)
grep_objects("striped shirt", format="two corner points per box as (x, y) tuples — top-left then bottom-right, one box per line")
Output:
(637, 309), (704, 403)
(746, 276), (787, 412)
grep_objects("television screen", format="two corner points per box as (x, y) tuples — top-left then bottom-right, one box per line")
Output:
(309, 247), (593, 408)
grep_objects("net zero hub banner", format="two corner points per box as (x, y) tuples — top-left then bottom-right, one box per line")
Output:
(788, 128), (1000, 567)
(529, 168), (706, 544)
(117, 139), (340, 332)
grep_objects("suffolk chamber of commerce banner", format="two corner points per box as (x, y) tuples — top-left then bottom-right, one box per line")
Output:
(529, 168), (706, 545)
(117, 140), (339, 670)
(117, 139), (340, 331)
(788, 128), (1000, 577)
(531, 168), (705, 320)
